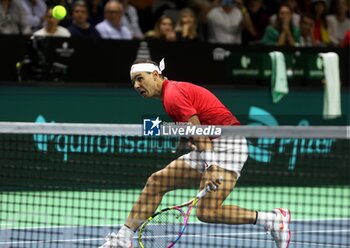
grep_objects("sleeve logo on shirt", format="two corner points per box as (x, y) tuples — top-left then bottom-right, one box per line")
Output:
(143, 117), (162, 136)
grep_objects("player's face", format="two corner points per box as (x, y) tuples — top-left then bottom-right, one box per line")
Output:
(131, 72), (158, 98)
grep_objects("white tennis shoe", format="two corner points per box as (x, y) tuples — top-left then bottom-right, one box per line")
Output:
(99, 232), (132, 248)
(265, 208), (291, 248)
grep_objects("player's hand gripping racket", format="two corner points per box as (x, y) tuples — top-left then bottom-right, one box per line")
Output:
(138, 185), (215, 248)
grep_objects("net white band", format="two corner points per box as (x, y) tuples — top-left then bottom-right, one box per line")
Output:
(0, 122), (348, 139)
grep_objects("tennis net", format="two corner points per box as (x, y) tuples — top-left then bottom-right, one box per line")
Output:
(0, 122), (349, 248)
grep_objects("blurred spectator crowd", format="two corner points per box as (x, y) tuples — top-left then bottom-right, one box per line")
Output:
(0, 0), (349, 48)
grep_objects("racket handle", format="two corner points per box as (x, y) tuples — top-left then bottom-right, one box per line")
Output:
(196, 177), (224, 199)
(196, 185), (213, 199)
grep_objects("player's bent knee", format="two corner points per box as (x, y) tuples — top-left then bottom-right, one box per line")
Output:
(196, 206), (217, 223)
(144, 172), (172, 194)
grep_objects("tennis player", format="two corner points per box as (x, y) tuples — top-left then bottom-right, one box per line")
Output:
(99, 59), (291, 248)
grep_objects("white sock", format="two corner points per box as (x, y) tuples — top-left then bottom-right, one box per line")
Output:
(255, 211), (276, 226)
(117, 225), (135, 239)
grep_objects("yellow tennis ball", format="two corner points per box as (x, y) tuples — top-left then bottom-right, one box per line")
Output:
(52, 5), (67, 20)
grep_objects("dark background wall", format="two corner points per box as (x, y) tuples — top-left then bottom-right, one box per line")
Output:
(0, 86), (348, 125)
(0, 35), (349, 87)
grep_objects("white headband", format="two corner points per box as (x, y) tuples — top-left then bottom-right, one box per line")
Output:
(130, 58), (165, 78)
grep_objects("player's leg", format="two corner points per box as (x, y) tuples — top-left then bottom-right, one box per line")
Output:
(195, 136), (254, 223)
(99, 159), (202, 248)
(125, 159), (202, 230)
(196, 166), (257, 224)
(196, 166), (291, 248)
(197, 136), (291, 248)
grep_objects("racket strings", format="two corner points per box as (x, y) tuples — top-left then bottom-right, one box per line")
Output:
(140, 209), (185, 248)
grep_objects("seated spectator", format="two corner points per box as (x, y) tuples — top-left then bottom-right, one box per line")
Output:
(87, 0), (104, 26)
(175, 8), (199, 42)
(186, 0), (219, 41)
(152, 0), (178, 27)
(270, 0), (300, 27)
(145, 14), (176, 42)
(128, 0), (155, 34)
(0, 0), (32, 35)
(311, 0), (330, 46)
(327, 0), (350, 46)
(21, 0), (47, 32)
(298, 13), (316, 46)
(206, 0), (256, 44)
(261, 4), (300, 46)
(187, 0), (218, 24)
(206, 0), (243, 44)
(33, 6), (71, 37)
(67, 0), (100, 39)
(120, 0), (144, 40)
(95, 0), (132, 39)
(242, 0), (270, 44)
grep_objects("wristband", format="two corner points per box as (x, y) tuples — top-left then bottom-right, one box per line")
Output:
(200, 150), (218, 170)
(241, 7), (247, 14)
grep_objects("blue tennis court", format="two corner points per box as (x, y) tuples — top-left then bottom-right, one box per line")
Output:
(1, 219), (349, 248)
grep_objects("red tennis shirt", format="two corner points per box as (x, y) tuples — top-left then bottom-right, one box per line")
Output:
(162, 80), (240, 125)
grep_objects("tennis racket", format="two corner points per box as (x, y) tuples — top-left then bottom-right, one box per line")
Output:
(138, 186), (213, 248)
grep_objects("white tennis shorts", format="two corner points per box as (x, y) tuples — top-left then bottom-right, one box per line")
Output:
(178, 136), (248, 178)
